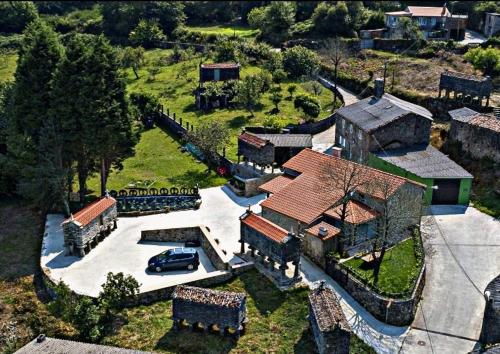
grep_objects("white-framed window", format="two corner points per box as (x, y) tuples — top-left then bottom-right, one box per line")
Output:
(338, 135), (345, 147)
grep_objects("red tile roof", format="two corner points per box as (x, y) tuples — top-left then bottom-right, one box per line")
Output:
(262, 149), (415, 225)
(201, 63), (240, 69)
(407, 6), (450, 17)
(238, 132), (268, 148)
(259, 175), (293, 194)
(63, 197), (116, 227)
(324, 200), (379, 225)
(241, 212), (289, 243)
(305, 222), (341, 240)
(469, 114), (500, 133)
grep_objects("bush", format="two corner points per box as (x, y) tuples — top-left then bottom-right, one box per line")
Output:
(129, 19), (166, 49)
(98, 272), (140, 312)
(294, 94), (321, 119)
(283, 45), (319, 79)
(464, 45), (500, 75)
(130, 92), (160, 120)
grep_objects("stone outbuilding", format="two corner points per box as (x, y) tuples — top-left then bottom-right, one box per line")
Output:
(449, 107), (500, 163)
(439, 71), (493, 107)
(61, 196), (117, 257)
(481, 274), (500, 345)
(309, 282), (351, 354)
(240, 210), (301, 285)
(172, 285), (247, 337)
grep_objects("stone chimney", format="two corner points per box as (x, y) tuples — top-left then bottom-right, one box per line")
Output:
(374, 78), (384, 98)
(331, 147), (342, 158)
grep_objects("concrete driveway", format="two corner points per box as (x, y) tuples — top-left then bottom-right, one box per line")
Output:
(402, 206), (500, 354)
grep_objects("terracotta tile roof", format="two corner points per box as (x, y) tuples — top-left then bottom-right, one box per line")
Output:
(452, 107), (500, 133)
(262, 149), (416, 225)
(305, 222), (341, 240)
(241, 212), (289, 243)
(324, 200), (379, 225)
(63, 197), (116, 227)
(201, 63), (239, 69)
(259, 175), (294, 194)
(238, 132), (268, 148)
(407, 6), (450, 17)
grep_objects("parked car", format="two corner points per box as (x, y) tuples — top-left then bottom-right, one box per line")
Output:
(148, 248), (199, 272)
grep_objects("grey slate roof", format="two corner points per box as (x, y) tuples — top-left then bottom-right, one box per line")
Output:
(15, 337), (153, 354)
(449, 107), (479, 122)
(337, 93), (432, 132)
(255, 134), (312, 147)
(375, 144), (473, 179)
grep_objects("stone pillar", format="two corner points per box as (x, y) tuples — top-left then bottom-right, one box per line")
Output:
(249, 246), (255, 257)
(269, 259), (275, 271)
(240, 240), (245, 253)
(78, 247), (85, 257)
(280, 263), (287, 279)
(293, 261), (300, 278)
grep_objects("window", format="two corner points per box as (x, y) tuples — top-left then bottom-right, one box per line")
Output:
(349, 123), (353, 134)
(358, 129), (363, 140)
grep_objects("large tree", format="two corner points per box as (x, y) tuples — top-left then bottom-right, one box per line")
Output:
(248, 1), (296, 44)
(322, 37), (349, 108)
(185, 120), (229, 170)
(236, 74), (264, 116)
(0, 1), (38, 33)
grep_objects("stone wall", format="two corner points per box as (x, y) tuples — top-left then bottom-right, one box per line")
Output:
(480, 274), (500, 345)
(325, 259), (426, 326)
(237, 139), (274, 166)
(449, 119), (500, 163)
(141, 226), (228, 271)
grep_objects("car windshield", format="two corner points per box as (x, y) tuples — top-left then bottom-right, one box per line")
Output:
(161, 249), (173, 256)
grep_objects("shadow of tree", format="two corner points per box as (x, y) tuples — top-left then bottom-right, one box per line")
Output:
(167, 169), (225, 189)
(293, 327), (317, 354)
(239, 271), (286, 315)
(228, 115), (250, 129)
(155, 326), (237, 354)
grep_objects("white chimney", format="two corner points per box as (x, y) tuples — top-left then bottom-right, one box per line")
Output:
(318, 226), (328, 237)
(332, 147), (342, 158)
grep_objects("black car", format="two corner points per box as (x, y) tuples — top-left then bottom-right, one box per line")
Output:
(148, 248), (199, 272)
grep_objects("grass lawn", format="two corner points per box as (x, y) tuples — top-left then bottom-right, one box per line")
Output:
(342, 238), (423, 297)
(104, 269), (375, 354)
(185, 24), (259, 38)
(0, 50), (17, 83)
(87, 127), (227, 192)
(127, 49), (337, 161)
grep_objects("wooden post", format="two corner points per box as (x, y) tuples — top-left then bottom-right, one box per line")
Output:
(180, 117), (183, 125)
(167, 108), (170, 116)
(173, 112), (176, 121)
(223, 147), (226, 157)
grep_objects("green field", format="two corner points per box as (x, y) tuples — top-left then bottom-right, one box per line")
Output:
(128, 49), (336, 161)
(343, 238), (423, 297)
(185, 24), (259, 38)
(103, 269), (375, 354)
(0, 50), (17, 83)
(87, 127), (227, 192)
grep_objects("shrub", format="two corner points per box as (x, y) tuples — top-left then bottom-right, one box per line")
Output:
(130, 92), (160, 120)
(283, 45), (319, 79)
(294, 94), (321, 119)
(129, 19), (166, 49)
(98, 272), (140, 313)
(464, 45), (500, 75)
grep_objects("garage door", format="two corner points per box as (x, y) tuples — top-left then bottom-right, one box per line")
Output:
(432, 179), (460, 205)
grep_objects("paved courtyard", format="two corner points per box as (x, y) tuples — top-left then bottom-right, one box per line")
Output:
(402, 206), (500, 354)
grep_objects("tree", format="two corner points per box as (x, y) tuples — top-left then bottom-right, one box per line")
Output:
(318, 159), (365, 253)
(0, 1), (38, 33)
(396, 17), (424, 40)
(270, 86), (283, 112)
(129, 18), (166, 49)
(366, 180), (424, 283)
(121, 46), (145, 79)
(236, 74), (264, 116)
(312, 1), (356, 37)
(247, 2), (296, 44)
(72, 297), (103, 342)
(283, 45), (319, 79)
(98, 272), (140, 314)
(186, 121), (230, 169)
(304, 81), (323, 96)
(464, 46), (500, 75)
(287, 84), (297, 98)
(213, 40), (241, 63)
(294, 94), (321, 120)
(130, 92), (160, 120)
(322, 37), (348, 108)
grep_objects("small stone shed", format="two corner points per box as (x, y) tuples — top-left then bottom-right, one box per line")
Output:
(237, 131), (313, 166)
(309, 282), (351, 354)
(61, 196), (117, 257)
(439, 71), (492, 107)
(172, 285), (247, 336)
(199, 63), (240, 84)
(481, 274), (500, 345)
(449, 107), (500, 163)
(240, 210), (301, 285)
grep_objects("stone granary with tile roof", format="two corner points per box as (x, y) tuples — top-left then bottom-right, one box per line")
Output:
(449, 107), (500, 163)
(336, 78), (473, 205)
(61, 196), (117, 257)
(439, 71), (493, 107)
(256, 148), (424, 261)
(172, 285), (247, 337)
(240, 210), (301, 285)
(308, 282), (351, 354)
(14, 335), (152, 354)
(237, 131), (313, 166)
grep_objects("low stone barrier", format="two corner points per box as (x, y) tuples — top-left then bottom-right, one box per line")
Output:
(141, 226), (228, 271)
(325, 259), (426, 326)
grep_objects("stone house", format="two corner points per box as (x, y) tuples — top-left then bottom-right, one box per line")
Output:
(240, 210), (301, 285)
(484, 13), (500, 37)
(385, 6), (467, 40)
(308, 282), (351, 354)
(237, 131), (312, 166)
(61, 196), (117, 257)
(172, 285), (247, 337)
(449, 107), (500, 163)
(258, 148), (425, 261)
(336, 78), (473, 205)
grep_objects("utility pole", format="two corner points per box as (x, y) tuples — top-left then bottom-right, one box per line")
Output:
(391, 61), (396, 92)
(383, 61), (388, 90)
